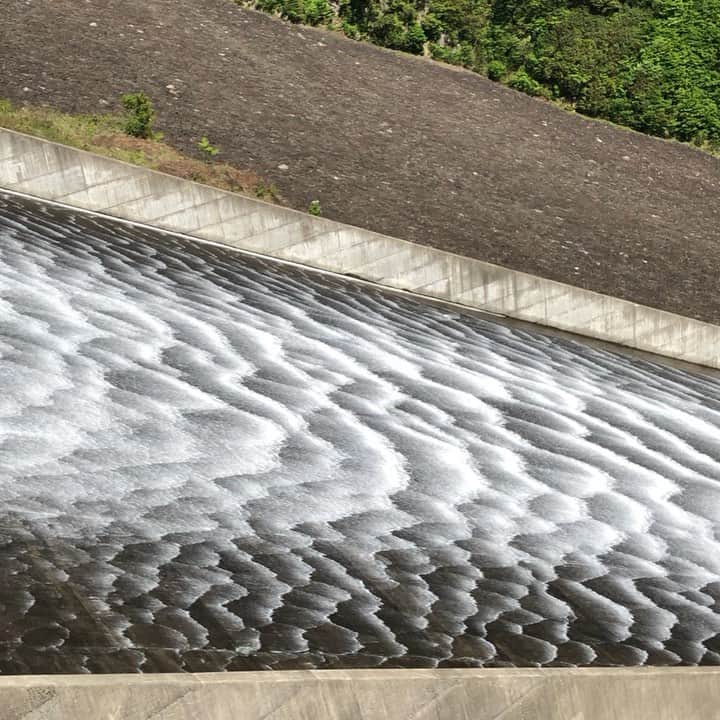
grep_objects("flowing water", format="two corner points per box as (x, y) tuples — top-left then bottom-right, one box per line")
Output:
(2, 192), (720, 673)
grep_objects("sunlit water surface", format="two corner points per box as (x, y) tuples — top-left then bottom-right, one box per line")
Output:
(2, 192), (720, 673)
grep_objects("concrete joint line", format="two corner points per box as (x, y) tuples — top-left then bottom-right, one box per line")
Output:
(56, 171), (140, 199)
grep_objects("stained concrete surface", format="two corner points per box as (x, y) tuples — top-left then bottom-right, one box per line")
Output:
(1, 668), (719, 719)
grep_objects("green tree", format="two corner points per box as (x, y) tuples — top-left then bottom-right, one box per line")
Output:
(403, 23), (427, 54)
(369, 12), (407, 48)
(421, 13), (444, 41)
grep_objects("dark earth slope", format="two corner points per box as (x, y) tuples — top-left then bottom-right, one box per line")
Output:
(2, 0), (720, 321)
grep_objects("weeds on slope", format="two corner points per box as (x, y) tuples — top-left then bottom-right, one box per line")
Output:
(0, 98), (280, 202)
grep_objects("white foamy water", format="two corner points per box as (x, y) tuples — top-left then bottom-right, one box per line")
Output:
(2, 192), (720, 673)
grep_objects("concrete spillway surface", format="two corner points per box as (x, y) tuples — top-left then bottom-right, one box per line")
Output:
(2, 193), (720, 675)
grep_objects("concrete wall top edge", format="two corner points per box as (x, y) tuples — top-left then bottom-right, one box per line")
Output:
(0, 666), (718, 687)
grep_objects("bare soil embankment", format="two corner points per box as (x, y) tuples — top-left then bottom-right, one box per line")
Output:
(2, 0), (720, 321)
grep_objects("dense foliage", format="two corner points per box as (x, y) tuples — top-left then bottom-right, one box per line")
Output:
(246, 0), (720, 148)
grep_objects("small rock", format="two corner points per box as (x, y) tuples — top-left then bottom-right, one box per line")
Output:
(596, 137), (603, 143)
(22, 87), (30, 92)
(622, 155), (631, 161)
(278, 163), (289, 171)
(89, 21), (97, 27)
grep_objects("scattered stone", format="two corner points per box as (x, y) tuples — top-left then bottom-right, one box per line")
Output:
(278, 163), (289, 170)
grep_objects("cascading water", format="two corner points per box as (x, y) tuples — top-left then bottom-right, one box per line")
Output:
(2, 191), (720, 674)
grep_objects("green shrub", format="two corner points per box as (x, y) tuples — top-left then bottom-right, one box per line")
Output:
(280, 0), (304, 22)
(198, 136), (220, 159)
(303, 0), (333, 26)
(254, 0), (283, 12)
(421, 13), (443, 42)
(429, 40), (474, 68)
(403, 23), (427, 54)
(121, 92), (155, 139)
(487, 59), (506, 81)
(254, 181), (279, 200)
(280, 0), (332, 25)
(369, 12), (407, 49)
(386, 0), (416, 24)
(507, 68), (549, 98)
(338, 0), (379, 30)
(308, 199), (322, 216)
(342, 20), (361, 38)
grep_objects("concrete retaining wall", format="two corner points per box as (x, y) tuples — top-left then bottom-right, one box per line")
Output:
(1, 128), (719, 368)
(1, 668), (719, 720)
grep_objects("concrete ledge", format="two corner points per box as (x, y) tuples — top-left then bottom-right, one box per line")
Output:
(1, 668), (718, 719)
(2, 128), (719, 368)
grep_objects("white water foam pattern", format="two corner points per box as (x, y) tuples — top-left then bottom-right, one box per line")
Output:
(1, 193), (720, 673)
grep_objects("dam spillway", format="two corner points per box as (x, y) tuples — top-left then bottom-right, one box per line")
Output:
(2, 192), (720, 674)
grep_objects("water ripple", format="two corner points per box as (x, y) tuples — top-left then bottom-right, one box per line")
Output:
(1, 192), (720, 673)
